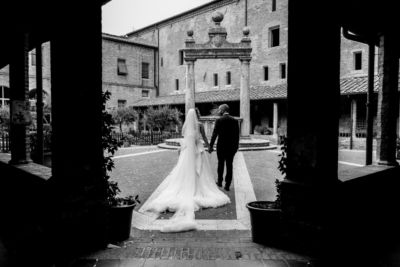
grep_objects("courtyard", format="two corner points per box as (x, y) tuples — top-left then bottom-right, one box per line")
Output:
(71, 145), (376, 266)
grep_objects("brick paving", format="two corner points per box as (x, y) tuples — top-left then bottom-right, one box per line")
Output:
(80, 229), (313, 266)
(71, 146), (316, 266)
(71, 146), (369, 266)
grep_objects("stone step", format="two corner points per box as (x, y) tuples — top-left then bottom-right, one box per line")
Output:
(158, 143), (278, 151)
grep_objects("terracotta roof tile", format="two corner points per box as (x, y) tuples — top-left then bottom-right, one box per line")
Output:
(131, 76), (394, 107)
(102, 33), (157, 48)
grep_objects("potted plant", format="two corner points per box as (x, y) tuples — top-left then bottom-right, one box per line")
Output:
(246, 138), (286, 245)
(102, 91), (140, 243)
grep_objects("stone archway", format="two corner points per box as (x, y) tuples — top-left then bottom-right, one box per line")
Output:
(183, 12), (252, 137)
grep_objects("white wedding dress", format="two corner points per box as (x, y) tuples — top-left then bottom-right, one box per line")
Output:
(141, 109), (230, 232)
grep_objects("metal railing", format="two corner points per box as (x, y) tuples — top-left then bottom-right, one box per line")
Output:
(112, 131), (182, 146)
(1, 133), (10, 152)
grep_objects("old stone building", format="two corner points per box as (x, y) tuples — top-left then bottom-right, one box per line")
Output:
(102, 33), (158, 109)
(125, 0), (399, 147)
(0, 34), (157, 110)
(1, 0), (398, 146)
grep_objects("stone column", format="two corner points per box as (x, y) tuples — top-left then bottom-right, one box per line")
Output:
(351, 99), (357, 139)
(185, 59), (196, 115)
(397, 95), (400, 138)
(376, 33), (399, 166)
(283, 0), (341, 246)
(240, 58), (251, 137)
(35, 44), (44, 164)
(49, 3), (108, 251)
(9, 32), (31, 164)
(273, 102), (279, 138)
(286, 0), (340, 185)
(50, 5), (104, 185)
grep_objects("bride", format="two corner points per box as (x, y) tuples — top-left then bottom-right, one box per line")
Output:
(141, 108), (230, 232)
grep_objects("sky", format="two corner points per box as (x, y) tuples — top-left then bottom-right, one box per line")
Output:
(102, 0), (213, 36)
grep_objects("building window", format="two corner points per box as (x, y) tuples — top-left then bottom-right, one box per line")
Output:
(272, 0), (276, 11)
(175, 79), (179, 91)
(179, 50), (184, 65)
(213, 73), (218, 87)
(31, 51), (36, 66)
(0, 86), (10, 107)
(142, 62), (149, 79)
(118, 99), (127, 108)
(142, 90), (149, 98)
(269, 26), (280, 47)
(280, 63), (286, 79)
(354, 51), (362, 70)
(226, 71), (231, 85)
(263, 66), (269, 81)
(117, 58), (128, 75)
(161, 57), (163, 67)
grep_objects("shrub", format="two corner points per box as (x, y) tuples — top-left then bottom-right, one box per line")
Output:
(102, 91), (139, 207)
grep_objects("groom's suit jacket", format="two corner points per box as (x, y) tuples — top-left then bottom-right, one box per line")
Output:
(210, 113), (240, 155)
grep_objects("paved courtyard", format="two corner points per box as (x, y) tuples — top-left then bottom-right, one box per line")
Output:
(74, 145), (374, 266)
(111, 145), (370, 221)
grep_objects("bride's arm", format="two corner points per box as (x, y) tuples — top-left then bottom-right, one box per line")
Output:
(199, 123), (209, 147)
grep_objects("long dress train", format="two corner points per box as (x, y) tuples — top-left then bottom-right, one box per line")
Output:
(140, 109), (230, 232)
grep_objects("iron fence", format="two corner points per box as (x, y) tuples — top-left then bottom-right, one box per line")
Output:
(113, 131), (182, 146)
(1, 133), (10, 152)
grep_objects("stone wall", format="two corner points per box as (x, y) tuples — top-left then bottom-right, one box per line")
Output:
(340, 30), (379, 78)
(131, 0), (289, 97)
(1, 39), (158, 110)
(102, 38), (157, 108)
(339, 137), (377, 150)
(129, 0), (376, 98)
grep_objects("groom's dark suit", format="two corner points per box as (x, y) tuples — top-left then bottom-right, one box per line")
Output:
(209, 113), (240, 190)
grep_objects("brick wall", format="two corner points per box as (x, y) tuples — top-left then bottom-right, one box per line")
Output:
(339, 137), (377, 150)
(132, 0), (288, 97)
(103, 83), (156, 109)
(102, 38), (157, 107)
(129, 0), (384, 98)
(340, 30), (378, 78)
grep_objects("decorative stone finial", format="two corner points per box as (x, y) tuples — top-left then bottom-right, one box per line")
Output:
(187, 30), (194, 37)
(212, 12), (224, 25)
(243, 26), (250, 37)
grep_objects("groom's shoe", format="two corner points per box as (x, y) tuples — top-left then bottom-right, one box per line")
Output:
(224, 186), (230, 191)
(216, 182), (222, 187)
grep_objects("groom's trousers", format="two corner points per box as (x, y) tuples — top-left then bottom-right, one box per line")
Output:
(217, 151), (236, 189)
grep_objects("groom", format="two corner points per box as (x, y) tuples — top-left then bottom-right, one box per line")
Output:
(209, 104), (240, 191)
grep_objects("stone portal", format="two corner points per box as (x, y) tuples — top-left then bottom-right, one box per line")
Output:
(183, 12), (252, 137)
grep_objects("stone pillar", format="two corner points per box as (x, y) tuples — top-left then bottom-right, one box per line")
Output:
(351, 99), (357, 139)
(283, 0), (341, 247)
(35, 43), (44, 164)
(397, 95), (400, 138)
(286, 0), (340, 184)
(49, 3), (108, 252)
(376, 33), (399, 166)
(9, 32), (31, 164)
(240, 58), (251, 137)
(50, 5), (104, 187)
(273, 102), (279, 138)
(185, 59), (196, 115)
